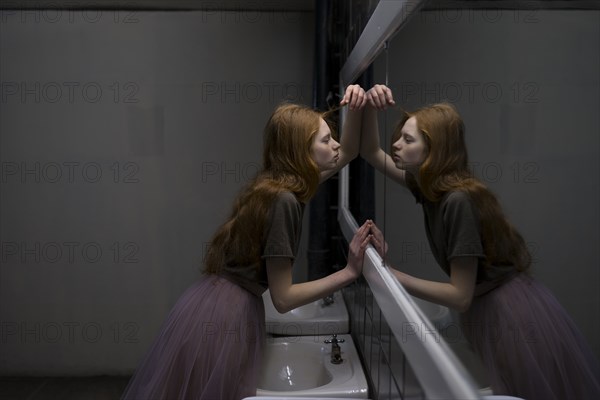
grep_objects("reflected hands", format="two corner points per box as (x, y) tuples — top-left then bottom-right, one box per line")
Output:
(346, 219), (373, 279)
(340, 84), (367, 111)
(368, 221), (388, 259)
(366, 84), (395, 111)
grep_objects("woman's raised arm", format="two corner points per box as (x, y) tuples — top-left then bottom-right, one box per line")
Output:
(319, 84), (366, 182)
(360, 84), (408, 186)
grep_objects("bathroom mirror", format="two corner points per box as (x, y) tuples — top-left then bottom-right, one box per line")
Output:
(339, 2), (599, 397)
(382, 3), (598, 337)
(352, 3), (600, 389)
(338, 2), (484, 399)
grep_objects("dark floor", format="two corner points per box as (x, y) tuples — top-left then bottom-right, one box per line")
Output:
(0, 376), (130, 400)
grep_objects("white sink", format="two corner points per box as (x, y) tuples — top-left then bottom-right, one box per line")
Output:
(256, 334), (368, 398)
(263, 290), (349, 335)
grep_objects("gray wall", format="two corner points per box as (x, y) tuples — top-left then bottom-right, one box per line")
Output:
(0, 9), (313, 375)
(373, 10), (599, 358)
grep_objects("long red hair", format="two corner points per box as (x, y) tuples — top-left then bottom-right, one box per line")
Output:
(203, 103), (324, 274)
(393, 103), (531, 272)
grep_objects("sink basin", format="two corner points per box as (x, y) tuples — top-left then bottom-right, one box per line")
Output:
(263, 290), (349, 335)
(259, 342), (333, 391)
(256, 334), (368, 398)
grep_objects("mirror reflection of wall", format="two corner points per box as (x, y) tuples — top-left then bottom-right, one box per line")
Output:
(368, 8), (599, 362)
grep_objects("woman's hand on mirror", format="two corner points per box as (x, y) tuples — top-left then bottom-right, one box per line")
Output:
(340, 84), (367, 111)
(369, 221), (389, 259)
(346, 219), (372, 279)
(366, 84), (395, 111)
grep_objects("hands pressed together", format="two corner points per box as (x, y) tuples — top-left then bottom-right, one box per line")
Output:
(346, 219), (390, 279)
(339, 83), (396, 111)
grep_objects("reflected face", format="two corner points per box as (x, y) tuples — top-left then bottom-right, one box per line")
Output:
(311, 118), (340, 171)
(391, 117), (428, 172)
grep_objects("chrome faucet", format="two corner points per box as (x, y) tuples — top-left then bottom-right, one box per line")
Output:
(324, 334), (345, 364)
(322, 295), (334, 306)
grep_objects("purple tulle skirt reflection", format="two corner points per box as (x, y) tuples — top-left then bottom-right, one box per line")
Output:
(461, 274), (600, 400)
(121, 274), (265, 400)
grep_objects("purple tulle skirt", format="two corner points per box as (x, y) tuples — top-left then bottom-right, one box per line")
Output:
(121, 274), (265, 400)
(461, 274), (600, 400)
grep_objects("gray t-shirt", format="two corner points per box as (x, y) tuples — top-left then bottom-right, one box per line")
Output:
(220, 191), (304, 296)
(406, 174), (515, 296)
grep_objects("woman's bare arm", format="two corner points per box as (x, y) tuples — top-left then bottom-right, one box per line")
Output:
(266, 220), (372, 313)
(360, 84), (408, 186)
(391, 257), (477, 312)
(369, 222), (477, 312)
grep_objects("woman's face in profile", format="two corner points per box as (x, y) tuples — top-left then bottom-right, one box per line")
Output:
(311, 118), (340, 172)
(391, 116), (427, 171)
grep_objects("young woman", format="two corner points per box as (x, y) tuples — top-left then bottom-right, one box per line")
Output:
(361, 84), (600, 400)
(121, 85), (373, 400)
